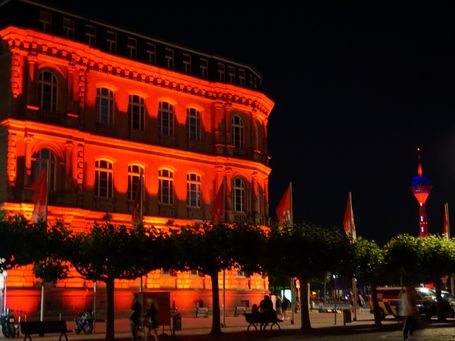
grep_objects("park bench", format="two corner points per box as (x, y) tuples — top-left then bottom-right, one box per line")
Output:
(20, 321), (71, 341)
(244, 313), (282, 331)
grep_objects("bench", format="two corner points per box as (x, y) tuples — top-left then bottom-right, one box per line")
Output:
(244, 313), (282, 331)
(20, 321), (71, 341)
(195, 306), (209, 318)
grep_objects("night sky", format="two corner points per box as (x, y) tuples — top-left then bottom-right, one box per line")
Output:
(44, 1), (455, 244)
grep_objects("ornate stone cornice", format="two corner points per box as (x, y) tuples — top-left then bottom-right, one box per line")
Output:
(1, 27), (274, 122)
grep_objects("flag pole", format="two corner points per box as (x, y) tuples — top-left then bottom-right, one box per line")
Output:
(444, 203), (454, 295)
(288, 181), (295, 324)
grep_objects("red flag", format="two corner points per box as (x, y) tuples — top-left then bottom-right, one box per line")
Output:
(32, 167), (48, 223)
(211, 179), (225, 224)
(443, 202), (450, 238)
(276, 183), (292, 225)
(132, 172), (144, 225)
(343, 192), (356, 240)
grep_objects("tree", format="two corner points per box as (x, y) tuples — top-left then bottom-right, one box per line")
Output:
(353, 237), (385, 326)
(266, 224), (353, 330)
(67, 222), (154, 341)
(171, 222), (266, 336)
(31, 221), (70, 321)
(419, 235), (455, 321)
(0, 213), (36, 272)
(383, 234), (423, 285)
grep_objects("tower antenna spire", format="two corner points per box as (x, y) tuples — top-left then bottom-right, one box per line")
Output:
(417, 147), (423, 177)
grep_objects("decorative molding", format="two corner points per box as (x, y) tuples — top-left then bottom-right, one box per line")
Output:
(1, 28), (274, 121)
(7, 132), (17, 185)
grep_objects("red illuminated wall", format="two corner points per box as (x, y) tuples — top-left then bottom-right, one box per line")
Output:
(0, 25), (274, 317)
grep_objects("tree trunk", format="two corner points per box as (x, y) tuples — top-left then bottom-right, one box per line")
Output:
(298, 277), (312, 330)
(209, 271), (222, 335)
(371, 283), (382, 327)
(105, 277), (115, 341)
(435, 278), (445, 321)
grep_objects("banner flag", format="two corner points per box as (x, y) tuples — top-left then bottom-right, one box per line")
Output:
(443, 202), (450, 238)
(211, 178), (225, 224)
(32, 167), (48, 223)
(276, 183), (293, 225)
(132, 171), (144, 225)
(343, 192), (356, 240)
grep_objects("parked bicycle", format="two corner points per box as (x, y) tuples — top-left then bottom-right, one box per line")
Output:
(1, 309), (20, 338)
(74, 309), (94, 334)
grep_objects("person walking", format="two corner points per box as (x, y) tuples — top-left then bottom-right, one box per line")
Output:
(144, 297), (159, 341)
(400, 285), (419, 340)
(129, 293), (142, 341)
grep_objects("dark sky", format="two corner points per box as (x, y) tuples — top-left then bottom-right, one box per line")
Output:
(46, 1), (455, 244)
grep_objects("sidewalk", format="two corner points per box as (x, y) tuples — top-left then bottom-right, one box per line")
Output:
(20, 309), (398, 340)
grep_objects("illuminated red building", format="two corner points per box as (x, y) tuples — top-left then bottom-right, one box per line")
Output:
(0, 0), (273, 318)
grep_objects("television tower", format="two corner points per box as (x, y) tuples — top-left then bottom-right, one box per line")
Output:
(410, 148), (432, 237)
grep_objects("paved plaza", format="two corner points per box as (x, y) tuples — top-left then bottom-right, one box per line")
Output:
(4, 309), (455, 340)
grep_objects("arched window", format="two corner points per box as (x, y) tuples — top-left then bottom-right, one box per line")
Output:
(233, 177), (246, 212)
(159, 101), (174, 136)
(128, 165), (144, 201)
(128, 95), (145, 131)
(232, 115), (244, 149)
(96, 88), (114, 126)
(186, 173), (201, 208)
(158, 169), (174, 205)
(95, 160), (113, 198)
(186, 108), (201, 142)
(31, 148), (57, 191)
(38, 70), (58, 112)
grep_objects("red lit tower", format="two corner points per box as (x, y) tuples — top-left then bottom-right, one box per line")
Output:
(410, 148), (432, 237)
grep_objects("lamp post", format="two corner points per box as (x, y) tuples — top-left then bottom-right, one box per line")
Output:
(333, 274), (338, 325)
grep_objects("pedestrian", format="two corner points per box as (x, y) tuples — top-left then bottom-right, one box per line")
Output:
(144, 297), (159, 341)
(258, 295), (275, 330)
(275, 295), (283, 320)
(399, 285), (419, 341)
(129, 293), (142, 341)
(348, 291), (355, 314)
(358, 293), (365, 313)
(282, 297), (290, 320)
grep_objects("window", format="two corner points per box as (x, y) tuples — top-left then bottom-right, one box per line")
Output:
(158, 169), (174, 205)
(186, 108), (201, 142)
(183, 54), (192, 75)
(85, 25), (96, 47)
(164, 48), (174, 70)
(128, 95), (145, 131)
(128, 165), (143, 201)
(96, 88), (114, 126)
(146, 42), (156, 64)
(232, 115), (244, 149)
(159, 101), (174, 136)
(255, 121), (262, 150)
(106, 31), (117, 54)
(187, 173), (201, 208)
(238, 69), (246, 87)
(31, 148), (56, 191)
(228, 66), (236, 84)
(127, 37), (137, 59)
(38, 70), (57, 112)
(217, 63), (225, 82)
(39, 11), (52, 33)
(95, 160), (113, 198)
(200, 58), (208, 79)
(233, 178), (246, 212)
(63, 18), (74, 39)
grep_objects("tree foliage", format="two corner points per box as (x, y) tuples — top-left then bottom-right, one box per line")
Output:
(266, 224), (353, 330)
(170, 222), (266, 335)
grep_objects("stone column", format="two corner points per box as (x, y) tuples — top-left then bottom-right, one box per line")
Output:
(24, 133), (33, 185)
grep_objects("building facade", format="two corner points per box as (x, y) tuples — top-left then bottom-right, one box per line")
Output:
(0, 0), (274, 318)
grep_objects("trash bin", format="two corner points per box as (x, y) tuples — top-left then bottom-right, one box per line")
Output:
(343, 309), (351, 325)
(172, 313), (182, 336)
